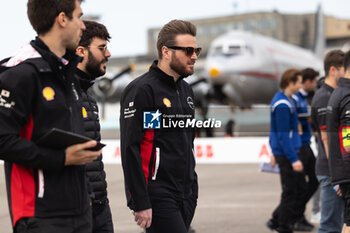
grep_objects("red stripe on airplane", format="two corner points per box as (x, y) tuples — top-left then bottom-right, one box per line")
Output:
(267, 47), (315, 64)
(140, 129), (154, 185)
(11, 114), (35, 227)
(240, 71), (278, 80)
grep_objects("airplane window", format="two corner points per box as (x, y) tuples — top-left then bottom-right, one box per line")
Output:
(210, 44), (250, 56)
(228, 45), (241, 54)
(214, 46), (222, 54)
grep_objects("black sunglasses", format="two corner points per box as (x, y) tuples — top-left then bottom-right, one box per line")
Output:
(167, 46), (202, 57)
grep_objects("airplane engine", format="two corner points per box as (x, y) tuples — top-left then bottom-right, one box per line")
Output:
(89, 65), (134, 103)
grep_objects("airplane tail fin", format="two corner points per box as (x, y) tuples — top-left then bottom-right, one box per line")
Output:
(313, 4), (326, 59)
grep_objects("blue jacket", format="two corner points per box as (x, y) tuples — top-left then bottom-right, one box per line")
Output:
(269, 91), (301, 163)
(292, 89), (312, 146)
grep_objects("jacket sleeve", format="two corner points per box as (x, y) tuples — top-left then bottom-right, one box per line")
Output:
(0, 64), (65, 170)
(315, 97), (328, 130)
(274, 104), (299, 163)
(120, 84), (153, 211)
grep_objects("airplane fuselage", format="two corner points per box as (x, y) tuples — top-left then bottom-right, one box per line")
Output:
(203, 31), (323, 107)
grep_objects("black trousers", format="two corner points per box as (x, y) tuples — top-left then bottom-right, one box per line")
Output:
(272, 155), (306, 230)
(295, 145), (319, 220)
(92, 202), (114, 233)
(146, 194), (197, 233)
(15, 208), (92, 233)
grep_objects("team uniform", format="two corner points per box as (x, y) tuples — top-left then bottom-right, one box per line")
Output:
(311, 82), (344, 233)
(76, 69), (114, 233)
(269, 91), (302, 233)
(292, 90), (318, 222)
(120, 61), (198, 233)
(0, 38), (91, 233)
(327, 78), (350, 225)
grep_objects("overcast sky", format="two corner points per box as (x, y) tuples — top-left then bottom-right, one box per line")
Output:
(1, 0), (349, 58)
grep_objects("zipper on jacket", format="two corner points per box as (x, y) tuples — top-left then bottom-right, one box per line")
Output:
(175, 83), (188, 198)
(69, 106), (73, 130)
(176, 88), (182, 109)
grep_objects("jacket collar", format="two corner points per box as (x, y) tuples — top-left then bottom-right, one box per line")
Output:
(322, 82), (334, 92)
(299, 88), (308, 97)
(30, 37), (82, 76)
(149, 60), (176, 83)
(149, 60), (187, 88)
(76, 68), (94, 91)
(338, 77), (350, 88)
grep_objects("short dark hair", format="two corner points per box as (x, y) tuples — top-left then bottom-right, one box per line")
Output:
(301, 68), (319, 83)
(324, 50), (345, 77)
(344, 50), (350, 73)
(157, 19), (197, 59)
(27, 0), (84, 35)
(280, 68), (301, 90)
(79, 20), (111, 47)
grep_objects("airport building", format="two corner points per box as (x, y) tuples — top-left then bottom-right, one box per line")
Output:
(108, 11), (350, 77)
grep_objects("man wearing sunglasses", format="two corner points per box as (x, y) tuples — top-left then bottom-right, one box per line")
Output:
(120, 19), (200, 233)
(75, 20), (113, 233)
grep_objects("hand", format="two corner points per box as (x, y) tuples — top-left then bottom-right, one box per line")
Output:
(269, 156), (276, 167)
(134, 208), (152, 229)
(64, 141), (102, 166)
(334, 185), (342, 197)
(292, 160), (303, 172)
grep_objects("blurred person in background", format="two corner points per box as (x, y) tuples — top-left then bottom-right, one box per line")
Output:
(326, 50), (350, 233)
(311, 50), (345, 233)
(267, 68), (303, 233)
(291, 68), (319, 231)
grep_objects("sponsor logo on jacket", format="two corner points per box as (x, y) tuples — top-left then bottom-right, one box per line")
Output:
(42, 87), (55, 101)
(0, 89), (15, 108)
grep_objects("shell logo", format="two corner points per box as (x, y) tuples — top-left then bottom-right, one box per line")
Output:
(163, 98), (171, 108)
(42, 87), (55, 101)
(82, 107), (88, 118)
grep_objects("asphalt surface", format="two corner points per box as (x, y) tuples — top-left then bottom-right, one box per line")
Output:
(0, 164), (318, 233)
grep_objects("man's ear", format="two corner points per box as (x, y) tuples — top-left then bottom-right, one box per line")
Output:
(329, 66), (336, 76)
(76, 46), (86, 57)
(162, 46), (171, 60)
(56, 12), (67, 28)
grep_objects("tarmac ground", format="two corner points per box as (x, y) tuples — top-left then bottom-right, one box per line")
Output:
(0, 164), (318, 233)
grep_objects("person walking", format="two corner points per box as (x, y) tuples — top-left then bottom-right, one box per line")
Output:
(292, 68), (319, 231)
(267, 68), (303, 233)
(120, 19), (200, 233)
(75, 20), (114, 233)
(311, 50), (345, 233)
(0, 0), (101, 232)
(327, 50), (350, 233)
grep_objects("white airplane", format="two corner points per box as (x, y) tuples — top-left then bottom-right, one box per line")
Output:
(201, 6), (325, 108)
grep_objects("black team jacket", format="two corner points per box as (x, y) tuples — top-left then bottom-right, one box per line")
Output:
(327, 77), (350, 185)
(120, 61), (198, 211)
(0, 37), (89, 227)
